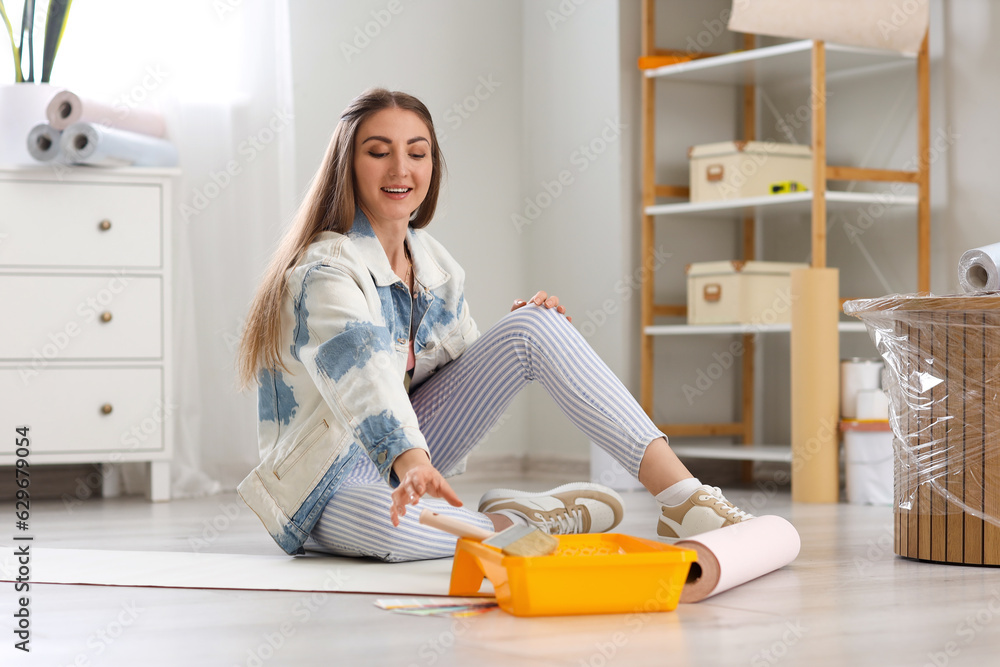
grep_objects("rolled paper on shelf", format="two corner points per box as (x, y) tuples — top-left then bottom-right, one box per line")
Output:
(46, 89), (167, 137)
(728, 0), (929, 55)
(958, 243), (1000, 293)
(840, 358), (883, 419)
(855, 388), (890, 421)
(26, 124), (63, 162)
(676, 515), (801, 603)
(60, 122), (178, 167)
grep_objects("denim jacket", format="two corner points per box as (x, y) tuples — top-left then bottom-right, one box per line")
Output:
(237, 209), (480, 555)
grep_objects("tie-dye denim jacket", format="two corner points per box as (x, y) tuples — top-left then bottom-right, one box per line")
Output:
(238, 209), (480, 555)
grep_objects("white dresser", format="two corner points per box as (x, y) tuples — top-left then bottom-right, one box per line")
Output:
(0, 166), (177, 501)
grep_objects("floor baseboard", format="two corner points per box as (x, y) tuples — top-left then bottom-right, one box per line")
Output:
(462, 453), (589, 480)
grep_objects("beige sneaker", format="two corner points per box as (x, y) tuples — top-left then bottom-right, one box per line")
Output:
(478, 482), (624, 535)
(657, 485), (753, 542)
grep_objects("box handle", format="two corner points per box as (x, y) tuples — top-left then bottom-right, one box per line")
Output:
(704, 283), (722, 302)
(706, 164), (724, 182)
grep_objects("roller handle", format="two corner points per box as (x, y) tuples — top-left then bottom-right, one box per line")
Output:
(419, 509), (494, 541)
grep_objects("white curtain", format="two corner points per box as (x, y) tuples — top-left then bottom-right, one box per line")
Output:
(54, 1), (297, 496)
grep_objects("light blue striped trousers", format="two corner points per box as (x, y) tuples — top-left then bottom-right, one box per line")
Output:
(305, 304), (664, 562)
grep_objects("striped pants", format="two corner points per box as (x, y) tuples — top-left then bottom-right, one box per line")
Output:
(305, 304), (665, 562)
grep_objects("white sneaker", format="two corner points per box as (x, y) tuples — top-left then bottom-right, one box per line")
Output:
(657, 485), (754, 542)
(478, 482), (624, 535)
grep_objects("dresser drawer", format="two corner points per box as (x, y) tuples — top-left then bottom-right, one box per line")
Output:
(0, 180), (161, 269)
(0, 367), (164, 455)
(0, 274), (162, 360)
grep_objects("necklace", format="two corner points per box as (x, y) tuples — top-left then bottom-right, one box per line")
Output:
(403, 245), (412, 288)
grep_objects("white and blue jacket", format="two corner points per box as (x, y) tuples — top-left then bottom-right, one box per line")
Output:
(238, 209), (481, 555)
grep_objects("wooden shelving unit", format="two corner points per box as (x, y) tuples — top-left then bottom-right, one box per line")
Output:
(638, 1), (930, 464)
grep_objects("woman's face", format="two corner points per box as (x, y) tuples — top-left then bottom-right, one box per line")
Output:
(353, 107), (433, 228)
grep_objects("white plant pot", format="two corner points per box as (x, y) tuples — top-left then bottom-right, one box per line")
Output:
(0, 83), (58, 166)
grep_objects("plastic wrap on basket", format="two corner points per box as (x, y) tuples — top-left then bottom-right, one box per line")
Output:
(844, 293), (1000, 564)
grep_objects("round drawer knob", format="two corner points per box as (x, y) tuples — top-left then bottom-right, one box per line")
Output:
(101, 404), (113, 415)
(99, 219), (112, 231)
(100, 311), (113, 323)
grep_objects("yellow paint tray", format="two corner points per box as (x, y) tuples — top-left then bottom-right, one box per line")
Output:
(448, 533), (697, 617)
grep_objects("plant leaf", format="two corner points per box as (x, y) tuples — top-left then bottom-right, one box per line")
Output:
(41, 0), (71, 83)
(0, 0), (24, 82)
(20, 0), (36, 81)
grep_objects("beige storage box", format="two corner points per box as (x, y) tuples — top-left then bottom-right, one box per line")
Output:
(688, 141), (812, 202)
(686, 260), (809, 325)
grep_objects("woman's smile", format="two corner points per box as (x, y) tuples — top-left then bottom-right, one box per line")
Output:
(380, 185), (413, 200)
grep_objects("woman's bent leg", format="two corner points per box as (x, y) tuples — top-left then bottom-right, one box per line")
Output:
(410, 304), (666, 479)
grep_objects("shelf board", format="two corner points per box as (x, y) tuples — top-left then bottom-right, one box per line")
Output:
(670, 443), (791, 463)
(646, 322), (867, 336)
(644, 39), (914, 85)
(644, 190), (917, 218)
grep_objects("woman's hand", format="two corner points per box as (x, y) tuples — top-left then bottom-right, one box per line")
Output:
(389, 449), (462, 527)
(511, 290), (572, 322)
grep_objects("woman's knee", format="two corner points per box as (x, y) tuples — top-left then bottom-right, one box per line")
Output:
(502, 304), (565, 340)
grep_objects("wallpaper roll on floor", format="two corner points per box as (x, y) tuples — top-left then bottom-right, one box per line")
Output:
(46, 89), (167, 137)
(958, 243), (1000, 293)
(676, 515), (801, 603)
(60, 122), (178, 167)
(728, 0), (929, 55)
(26, 123), (63, 162)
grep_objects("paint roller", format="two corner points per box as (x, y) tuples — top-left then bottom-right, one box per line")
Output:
(419, 510), (559, 557)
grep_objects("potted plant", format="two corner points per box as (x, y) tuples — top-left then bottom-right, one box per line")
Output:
(0, 0), (73, 164)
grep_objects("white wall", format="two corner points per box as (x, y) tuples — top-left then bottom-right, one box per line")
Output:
(942, 0), (1000, 271)
(518, 1), (631, 461)
(287, 0), (531, 458)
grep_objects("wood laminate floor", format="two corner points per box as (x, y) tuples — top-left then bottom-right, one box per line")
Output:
(4, 473), (1000, 666)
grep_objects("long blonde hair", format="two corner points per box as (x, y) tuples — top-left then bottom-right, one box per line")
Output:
(235, 88), (445, 391)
